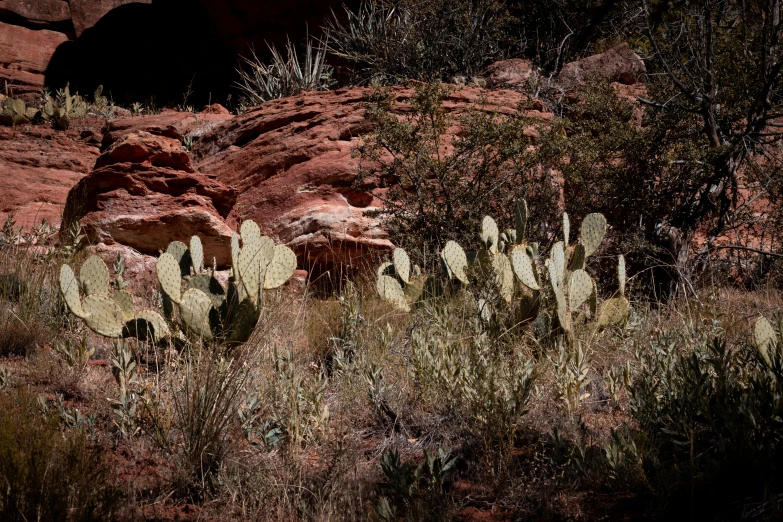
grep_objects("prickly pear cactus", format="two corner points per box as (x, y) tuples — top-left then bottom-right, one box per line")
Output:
(754, 316), (778, 367)
(480, 216), (500, 253)
(377, 275), (409, 312)
(156, 253), (183, 304)
(392, 248), (411, 284)
(264, 245), (297, 290)
(441, 241), (469, 285)
(598, 255), (630, 328)
(79, 255), (110, 296)
(580, 213), (607, 258)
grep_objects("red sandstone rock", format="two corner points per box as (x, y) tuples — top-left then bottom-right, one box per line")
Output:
(557, 43), (646, 90)
(0, 21), (68, 96)
(101, 110), (234, 148)
(0, 0), (71, 25)
(95, 131), (193, 172)
(0, 125), (99, 229)
(68, 0), (151, 36)
(63, 133), (237, 265)
(192, 86), (541, 272)
(483, 58), (537, 89)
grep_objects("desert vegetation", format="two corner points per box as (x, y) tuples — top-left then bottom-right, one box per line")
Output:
(1, 0), (783, 521)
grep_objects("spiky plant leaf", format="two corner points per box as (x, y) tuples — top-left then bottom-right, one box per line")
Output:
(156, 253), (182, 304)
(82, 295), (125, 338)
(392, 248), (411, 284)
(79, 255), (110, 296)
(180, 288), (215, 339)
(754, 316), (778, 367)
(511, 246), (539, 290)
(580, 213), (607, 258)
(190, 235), (204, 274)
(441, 241), (468, 284)
(568, 269), (593, 310)
(60, 264), (87, 319)
(377, 275), (409, 312)
(480, 216), (500, 253)
(264, 245), (297, 289)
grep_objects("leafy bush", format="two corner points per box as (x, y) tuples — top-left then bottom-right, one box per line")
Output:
(358, 82), (559, 260)
(236, 38), (334, 106)
(0, 389), (118, 521)
(628, 332), (783, 518)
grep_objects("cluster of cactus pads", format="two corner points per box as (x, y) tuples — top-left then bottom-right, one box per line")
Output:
(0, 84), (90, 129)
(60, 255), (171, 343)
(60, 220), (297, 345)
(376, 200), (630, 343)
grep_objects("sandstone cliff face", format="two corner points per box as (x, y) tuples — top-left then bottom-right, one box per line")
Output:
(192, 86), (543, 273)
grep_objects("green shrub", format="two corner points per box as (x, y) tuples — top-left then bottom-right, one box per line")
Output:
(628, 333), (783, 518)
(358, 82), (559, 261)
(326, 0), (514, 84)
(0, 389), (118, 521)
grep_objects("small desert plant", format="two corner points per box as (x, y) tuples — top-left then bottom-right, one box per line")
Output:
(236, 37), (334, 106)
(0, 388), (118, 521)
(326, 0), (513, 84)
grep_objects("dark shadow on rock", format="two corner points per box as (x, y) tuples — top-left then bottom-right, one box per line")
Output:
(44, 0), (235, 107)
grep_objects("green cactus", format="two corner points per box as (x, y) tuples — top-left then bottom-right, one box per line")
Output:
(377, 274), (410, 312)
(441, 240), (469, 285)
(580, 213), (607, 258)
(597, 255), (630, 328)
(190, 235), (204, 274)
(0, 97), (32, 126)
(753, 316), (778, 367)
(392, 248), (411, 284)
(61, 257), (171, 343)
(480, 216), (500, 253)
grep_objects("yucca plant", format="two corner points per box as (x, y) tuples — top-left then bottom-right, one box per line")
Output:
(236, 36), (335, 106)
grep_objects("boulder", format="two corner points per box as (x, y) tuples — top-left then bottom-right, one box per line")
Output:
(0, 0), (72, 26)
(0, 21), (68, 96)
(0, 124), (99, 229)
(557, 43), (646, 90)
(101, 109), (234, 148)
(62, 132), (238, 266)
(193, 86), (541, 273)
(483, 58), (537, 89)
(68, 0), (151, 36)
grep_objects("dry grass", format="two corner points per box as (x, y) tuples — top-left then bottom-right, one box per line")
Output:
(0, 224), (782, 520)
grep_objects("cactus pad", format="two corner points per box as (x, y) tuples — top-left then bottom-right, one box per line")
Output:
(441, 241), (469, 284)
(551, 241), (565, 287)
(754, 316), (778, 367)
(618, 255), (626, 297)
(598, 296), (630, 328)
(113, 290), (135, 321)
(79, 255), (110, 296)
(240, 220), (262, 246)
(480, 216), (500, 253)
(392, 248), (411, 284)
(589, 278), (598, 318)
(190, 235), (204, 274)
(491, 253), (515, 303)
(82, 295), (125, 338)
(237, 242), (264, 301)
(180, 288), (215, 339)
(580, 213), (607, 258)
(377, 262), (395, 280)
(227, 298), (261, 344)
(511, 247), (539, 290)
(404, 276), (427, 304)
(188, 274), (226, 309)
(377, 275), (410, 312)
(156, 253), (182, 304)
(563, 212), (570, 246)
(264, 245), (297, 290)
(60, 264), (87, 319)
(568, 269), (593, 310)
(231, 233), (241, 280)
(126, 310), (171, 343)
(568, 244), (586, 271)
